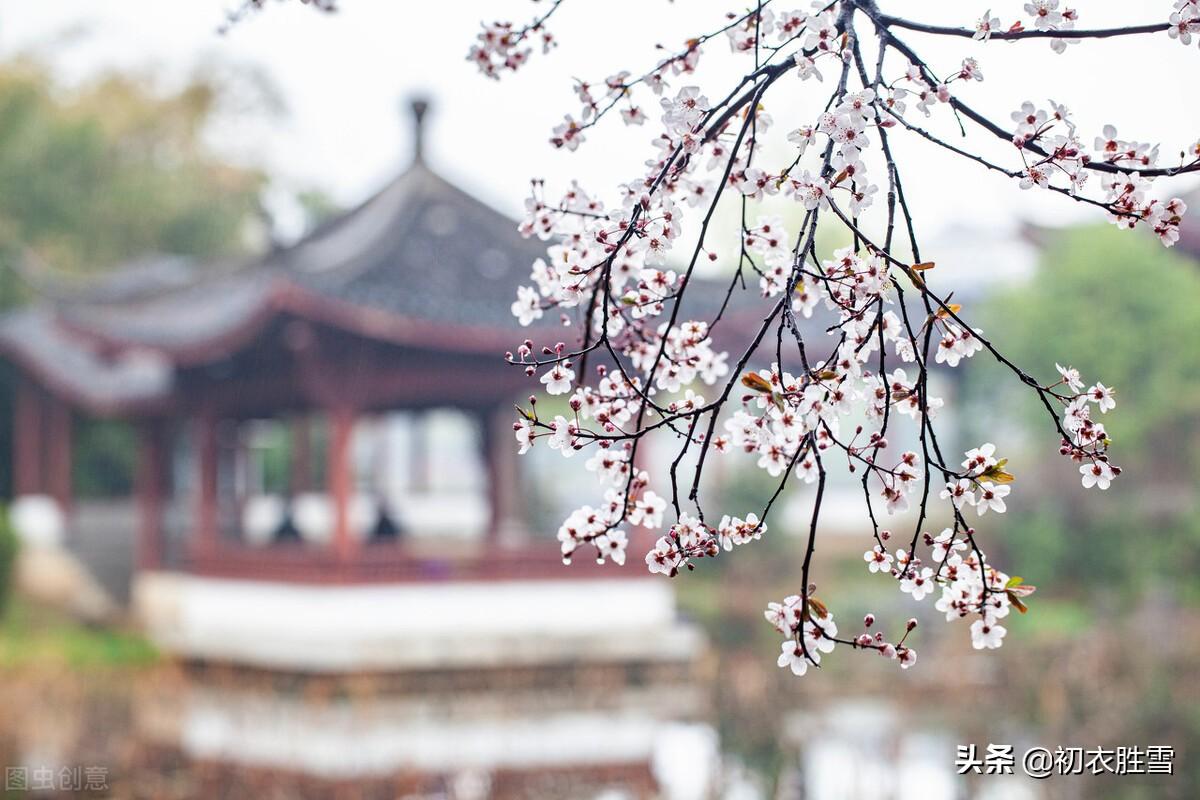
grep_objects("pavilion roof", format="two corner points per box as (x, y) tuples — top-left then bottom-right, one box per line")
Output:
(0, 128), (560, 412)
(44, 159), (552, 359)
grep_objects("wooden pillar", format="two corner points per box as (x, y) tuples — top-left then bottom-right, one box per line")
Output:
(136, 421), (168, 570)
(13, 377), (45, 496)
(481, 405), (524, 545)
(290, 415), (312, 495)
(46, 397), (73, 512)
(328, 407), (356, 562)
(195, 409), (219, 558)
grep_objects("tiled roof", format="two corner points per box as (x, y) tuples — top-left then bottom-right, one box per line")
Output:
(281, 164), (550, 331)
(0, 308), (171, 413)
(43, 161), (552, 354)
(0, 158), (556, 411)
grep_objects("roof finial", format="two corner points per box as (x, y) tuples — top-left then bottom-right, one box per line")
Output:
(409, 96), (430, 164)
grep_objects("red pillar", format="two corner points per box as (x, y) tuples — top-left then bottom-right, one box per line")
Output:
(46, 396), (73, 512)
(13, 377), (45, 496)
(328, 408), (356, 562)
(195, 409), (219, 559)
(481, 406), (524, 545)
(136, 421), (167, 570)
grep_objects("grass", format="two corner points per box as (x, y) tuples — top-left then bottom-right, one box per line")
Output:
(0, 598), (158, 670)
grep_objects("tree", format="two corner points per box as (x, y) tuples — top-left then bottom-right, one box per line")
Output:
(470, 0), (1200, 676)
(0, 59), (267, 295)
(972, 225), (1200, 596)
(0, 59), (272, 497)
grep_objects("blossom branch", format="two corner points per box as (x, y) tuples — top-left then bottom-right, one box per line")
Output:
(484, 0), (1191, 675)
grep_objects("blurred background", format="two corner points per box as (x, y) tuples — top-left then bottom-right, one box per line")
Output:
(0, 2), (1197, 798)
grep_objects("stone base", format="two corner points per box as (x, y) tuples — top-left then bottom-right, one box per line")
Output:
(132, 571), (704, 673)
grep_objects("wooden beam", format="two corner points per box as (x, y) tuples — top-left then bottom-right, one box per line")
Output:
(292, 341), (526, 414)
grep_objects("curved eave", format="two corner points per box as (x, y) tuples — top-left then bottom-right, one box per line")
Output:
(277, 282), (548, 359)
(54, 277), (543, 368)
(50, 162), (551, 366)
(0, 310), (173, 417)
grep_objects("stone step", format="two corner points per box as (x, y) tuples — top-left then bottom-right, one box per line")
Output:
(64, 500), (137, 606)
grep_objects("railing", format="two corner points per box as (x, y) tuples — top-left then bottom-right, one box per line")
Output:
(183, 538), (645, 584)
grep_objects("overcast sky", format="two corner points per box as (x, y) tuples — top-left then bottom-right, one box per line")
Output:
(0, 0), (1197, 242)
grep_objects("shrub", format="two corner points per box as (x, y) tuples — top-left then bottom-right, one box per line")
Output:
(0, 506), (17, 619)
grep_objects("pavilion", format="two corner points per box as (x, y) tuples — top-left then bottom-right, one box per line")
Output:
(0, 101), (701, 678)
